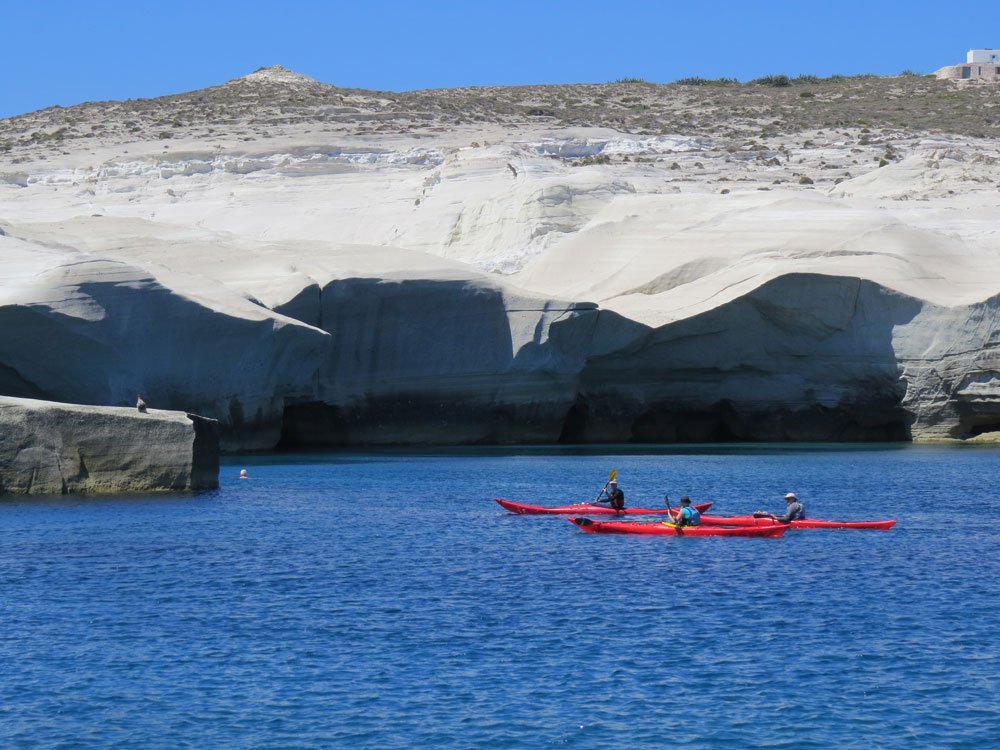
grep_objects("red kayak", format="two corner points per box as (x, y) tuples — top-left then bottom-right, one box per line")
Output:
(670, 511), (896, 530)
(569, 517), (787, 537)
(495, 497), (713, 516)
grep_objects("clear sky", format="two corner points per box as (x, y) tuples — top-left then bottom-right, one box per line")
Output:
(2, 0), (993, 118)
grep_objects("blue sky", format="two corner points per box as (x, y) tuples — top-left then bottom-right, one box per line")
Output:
(2, 0), (992, 118)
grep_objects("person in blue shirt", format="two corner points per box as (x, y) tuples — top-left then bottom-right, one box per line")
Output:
(674, 495), (701, 526)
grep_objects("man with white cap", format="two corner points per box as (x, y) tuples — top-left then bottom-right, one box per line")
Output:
(756, 492), (806, 523)
(595, 477), (626, 511)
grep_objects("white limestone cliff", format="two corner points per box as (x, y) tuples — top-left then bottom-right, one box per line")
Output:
(3, 70), (1000, 446)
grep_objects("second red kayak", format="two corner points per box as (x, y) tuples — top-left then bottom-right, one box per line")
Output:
(496, 497), (713, 516)
(569, 517), (788, 537)
(672, 512), (896, 530)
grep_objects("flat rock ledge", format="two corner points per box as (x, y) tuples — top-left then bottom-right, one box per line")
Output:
(0, 396), (219, 495)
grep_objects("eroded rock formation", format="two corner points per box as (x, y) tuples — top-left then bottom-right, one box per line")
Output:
(4, 70), (1000, 446)
(0, 396), (219, 494)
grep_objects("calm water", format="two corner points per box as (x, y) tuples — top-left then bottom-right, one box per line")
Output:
(2, 445), (999, 749)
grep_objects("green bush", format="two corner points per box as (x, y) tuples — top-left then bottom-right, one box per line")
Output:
(753, 74), (791, 87)
(675, 77), (738, 86)
(573, 154), (611, 167)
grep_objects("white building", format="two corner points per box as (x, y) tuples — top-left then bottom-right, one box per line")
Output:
(968, 49), (1000, 63)
(935, 50), (1000, 81)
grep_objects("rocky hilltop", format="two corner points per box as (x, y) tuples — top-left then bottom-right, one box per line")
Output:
(2, 67), (1000, 448)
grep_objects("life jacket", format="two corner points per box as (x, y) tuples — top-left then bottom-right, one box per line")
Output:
(679, 505), (701, 526)
(776, 502), (805, 523)
(610, 488), (625, 510)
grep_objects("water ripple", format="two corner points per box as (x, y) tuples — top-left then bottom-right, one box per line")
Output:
(2, 446), (1000, 748)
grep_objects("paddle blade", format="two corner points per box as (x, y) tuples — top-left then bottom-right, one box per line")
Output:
(609, 469), (617, 482)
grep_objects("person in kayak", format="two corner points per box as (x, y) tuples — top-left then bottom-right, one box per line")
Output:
(673, 496), (701, 526)
(756, 492), (806, 523)
(595, 478), (626, 510)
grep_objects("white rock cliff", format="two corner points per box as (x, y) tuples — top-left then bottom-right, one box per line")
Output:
(2, 69), (1000, 446)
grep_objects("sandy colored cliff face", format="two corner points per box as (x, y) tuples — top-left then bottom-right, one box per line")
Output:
(3, 68), (1000, 446)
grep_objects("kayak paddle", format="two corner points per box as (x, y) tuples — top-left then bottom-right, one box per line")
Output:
(665, 494), (683, 535)
(593, 468), (617, 502)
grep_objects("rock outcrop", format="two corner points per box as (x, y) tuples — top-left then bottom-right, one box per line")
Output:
(0, 396), (219, 494)
(4, 70), (1000, 446)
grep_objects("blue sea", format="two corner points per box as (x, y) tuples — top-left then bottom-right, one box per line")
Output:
(2, 444), (999, 749)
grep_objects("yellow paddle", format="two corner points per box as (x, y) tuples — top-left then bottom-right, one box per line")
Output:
(592, 469), (617, 503)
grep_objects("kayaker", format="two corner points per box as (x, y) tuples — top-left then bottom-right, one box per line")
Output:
(674, 496), (701, 527)
(756, 492), (806, 523)
(595, 478), (626, 510)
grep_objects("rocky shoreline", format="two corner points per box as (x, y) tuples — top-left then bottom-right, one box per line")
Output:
(0, 397), (219, 495)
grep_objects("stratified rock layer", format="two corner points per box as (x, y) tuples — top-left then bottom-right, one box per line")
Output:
(0, 396), (219, 494)
(4, 70), (1000, 446)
